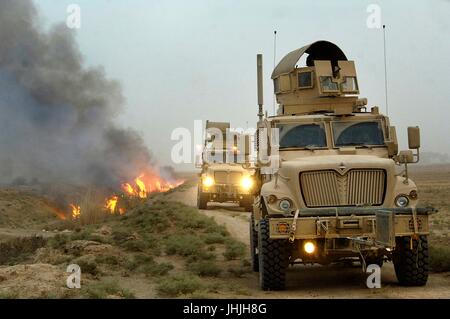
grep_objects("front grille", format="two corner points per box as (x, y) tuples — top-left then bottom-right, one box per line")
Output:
(214, 171), (242, 184)
(300, 169), (386, 207)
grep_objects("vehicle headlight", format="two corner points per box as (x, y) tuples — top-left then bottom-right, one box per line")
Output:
(202, 176), (214, 187)
(279, 199), (292, 211)
(395, 195), (409, 207)
(240, 176), (253, 190)
(303, 241), (316, 254)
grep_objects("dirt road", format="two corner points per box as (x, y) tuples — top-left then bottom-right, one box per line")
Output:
(169, 185), (450, 298)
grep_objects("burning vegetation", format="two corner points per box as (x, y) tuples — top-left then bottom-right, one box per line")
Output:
(69, 172), (184, 219)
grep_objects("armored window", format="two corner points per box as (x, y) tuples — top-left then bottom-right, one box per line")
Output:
(319, 76), (339, 92)
(273, 78), (280, 93)
(332, 121), (385, 147)
(278, 123), (327, 149)
(341, 76), (359, 93)
(204, 150), (243, 164)
(297, 72), (312, 89)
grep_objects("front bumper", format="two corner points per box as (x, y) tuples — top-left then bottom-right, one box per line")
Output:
(202, 184), (252, 202)
(269, 206), (437, 242)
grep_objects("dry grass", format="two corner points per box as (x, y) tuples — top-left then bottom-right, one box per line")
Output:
(410, 164), (450, 271)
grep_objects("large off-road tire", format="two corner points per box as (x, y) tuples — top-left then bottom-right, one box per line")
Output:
(258, 219), (289, 291)
(197, 188), (208, 210)
(393, 235), (429, 286)
(249, 214), (259, 272)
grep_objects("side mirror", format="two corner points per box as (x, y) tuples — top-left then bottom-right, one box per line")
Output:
(407, 126), (420, 149)
(397, 150), (414, 164)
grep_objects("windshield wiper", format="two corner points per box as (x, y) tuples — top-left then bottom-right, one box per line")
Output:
(338, 143), (372, 149)
(279, 145), (320, 150)
(304, 145), (320, 150)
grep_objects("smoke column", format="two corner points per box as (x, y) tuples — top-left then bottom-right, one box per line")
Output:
(0, 0), (157, 188)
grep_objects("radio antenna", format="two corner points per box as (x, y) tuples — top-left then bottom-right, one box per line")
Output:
(273, 30), (277, 115)
(383, 25), (389, 116)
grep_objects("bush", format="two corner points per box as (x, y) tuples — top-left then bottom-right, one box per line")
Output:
(73, 258), (99, 276)
(223, 240), (246, 260)
(165, 234), (204, 257)
(123, 253), (154, 271)
(228, 266), (249, 278)
(203, 233), (226, 245)
(156, 275), (203, 297)
(112, 230), (132, 244)
(121, 239), (149, 252)
(95, 255), (119, 265)
(69, 230), (92, 241)
(188, 261), (221, 277)
(0, 236), (46, 265)
(0, 291), (19, 299)
(47, 234), (69, 250)
(185, 252), (216, 264)
(141, 262), (174, 277)
(83, 279), (135, 299)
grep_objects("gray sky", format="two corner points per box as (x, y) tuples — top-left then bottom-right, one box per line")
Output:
(34, 0), (450, 169)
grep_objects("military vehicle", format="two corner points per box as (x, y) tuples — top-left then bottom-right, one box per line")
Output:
(250, 41), (436, 290)
(197, 121), (255, 211)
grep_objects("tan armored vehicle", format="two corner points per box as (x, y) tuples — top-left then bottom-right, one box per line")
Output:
(197, 121), (255, 211)
(250, 41), (436, 290)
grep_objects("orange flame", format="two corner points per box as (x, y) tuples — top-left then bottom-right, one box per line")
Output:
(135, 175), (147, 198)
(105, 195), (118, 214)
(66, 171), (184, 218)
(121, 172), (184, 199)
(122, 183), (134, 195)
(70, 204), (81, 219)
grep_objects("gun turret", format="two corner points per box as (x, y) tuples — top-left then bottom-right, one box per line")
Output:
(271, 40), (367, 116)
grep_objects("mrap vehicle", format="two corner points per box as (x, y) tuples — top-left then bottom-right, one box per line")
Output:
(250, 40), (437, 290)
(197, 121), (255, 211)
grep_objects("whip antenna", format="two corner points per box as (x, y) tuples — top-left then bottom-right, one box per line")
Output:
(383, 25), (389, 115)
(273, 30), (277, 115)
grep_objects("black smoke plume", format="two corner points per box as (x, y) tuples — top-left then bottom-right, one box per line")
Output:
(0, 0), (156, 189)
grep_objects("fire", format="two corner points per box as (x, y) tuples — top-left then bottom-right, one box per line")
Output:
(105, 195), (118, 214)
(68, 170), (184, 219)
(122, 183), (134, 195)
(70, 204), (81, 219)
(121, 171), (183, 198)
(135, 175), (147, 198)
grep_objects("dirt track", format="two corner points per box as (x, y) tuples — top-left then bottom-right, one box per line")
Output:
(169, 185), (450, 298)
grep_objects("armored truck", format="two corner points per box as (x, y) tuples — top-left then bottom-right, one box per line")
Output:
(197, 121), (255, 211)
(250, 41), (436, 290)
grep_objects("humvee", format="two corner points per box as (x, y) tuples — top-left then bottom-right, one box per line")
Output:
(250, 41), (436, 290)
(197, 121), (255, 211)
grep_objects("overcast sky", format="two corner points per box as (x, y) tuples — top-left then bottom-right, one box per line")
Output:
(34, 0), (450, 169)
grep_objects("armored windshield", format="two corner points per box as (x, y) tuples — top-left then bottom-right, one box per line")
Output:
(204, 150), (242, 164)
(278, 123), (327, 149)
(332, 121), (384, 147)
